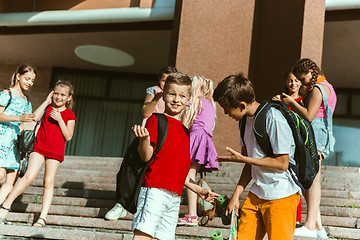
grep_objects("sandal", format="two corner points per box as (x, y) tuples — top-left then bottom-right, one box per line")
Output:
(177, 215), (198, 226)
(0, 203), (11, 225)
(33, 217), (46, 227)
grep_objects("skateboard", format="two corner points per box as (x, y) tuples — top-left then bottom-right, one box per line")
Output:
(210, 209), (238, 240)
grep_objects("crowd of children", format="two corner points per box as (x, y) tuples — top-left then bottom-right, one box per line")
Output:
(0, 60), (336, 240)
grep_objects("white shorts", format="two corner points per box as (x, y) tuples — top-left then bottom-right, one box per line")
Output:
(133, 187), (181, 240)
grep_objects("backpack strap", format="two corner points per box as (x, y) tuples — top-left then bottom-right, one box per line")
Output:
(33, 106), (49, 131)
(312, 84), (335, 152)
(152, 113), (169, 157)
(4, 88), (12, 110)
(238, 101), (274, 153)
(252, 101), (275, 156)
(238, 115), (247, 149)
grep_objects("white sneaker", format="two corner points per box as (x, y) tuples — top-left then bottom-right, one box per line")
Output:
(105, 203), (127, 220)
(317, 228), (328, 239)
(293, 226), (317, 237)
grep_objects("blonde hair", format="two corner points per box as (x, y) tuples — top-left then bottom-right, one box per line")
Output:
(54, 80), (74, 110)
(183, 75), (216, 129)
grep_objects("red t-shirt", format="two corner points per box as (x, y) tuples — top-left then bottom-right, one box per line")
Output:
(143, 114), (191, 196)
(33, 106), (76, 161)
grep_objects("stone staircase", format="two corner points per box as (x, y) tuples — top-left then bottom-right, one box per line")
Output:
(0, 156), (359, 239)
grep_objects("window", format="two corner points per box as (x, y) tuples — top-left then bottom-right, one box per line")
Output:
(52, 68), (157, 157)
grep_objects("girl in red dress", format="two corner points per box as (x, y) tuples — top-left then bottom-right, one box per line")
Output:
(0, 80), (76, 227)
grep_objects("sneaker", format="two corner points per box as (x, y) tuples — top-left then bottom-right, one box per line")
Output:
(317, 228), (328, 239)
(177, 215), (198, 226)
(293, 226), (317, 237)
(105, 203), (127, 220)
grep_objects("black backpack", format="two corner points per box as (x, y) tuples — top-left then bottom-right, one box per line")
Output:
(239, 101), (320, 191)
(116, 113), (168, 214)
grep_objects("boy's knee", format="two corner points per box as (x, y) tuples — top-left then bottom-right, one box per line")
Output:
(133, 229), (153, 240)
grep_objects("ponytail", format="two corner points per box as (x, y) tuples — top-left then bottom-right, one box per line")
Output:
(10, 63), (37, 87)
(292, 58), (322, 87)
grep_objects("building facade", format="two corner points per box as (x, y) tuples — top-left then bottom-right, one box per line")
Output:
(0, 0), (359, 165)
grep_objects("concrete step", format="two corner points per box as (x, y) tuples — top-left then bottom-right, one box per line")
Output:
(0, 224), (129, 240)
(1, 156), (360, 239)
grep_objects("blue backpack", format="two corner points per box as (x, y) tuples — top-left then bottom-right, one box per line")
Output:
(239, 101), (320, 190)
(116, 113), (168, 214)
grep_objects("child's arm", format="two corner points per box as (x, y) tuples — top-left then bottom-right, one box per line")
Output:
(217, 147), (289, 171)
(0, 107), (34, 122)
(33, 91), (53, 121)
(226, 163), (252, 217)
(132, 125), (154, 162)
(281, 88), (322, 121)
(0, 90), (35, 122)
(184, 176), (220, 202)
(142, 90), (163, 118)
(50, 110), (75, 141)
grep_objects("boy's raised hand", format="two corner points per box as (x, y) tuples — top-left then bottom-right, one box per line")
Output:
(217, 147), (245, 163)
(132, 125), (150, 140)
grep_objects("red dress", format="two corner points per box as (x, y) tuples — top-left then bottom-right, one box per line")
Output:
(33, 106), (76, 161)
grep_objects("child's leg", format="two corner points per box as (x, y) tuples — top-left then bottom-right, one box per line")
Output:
(237, 192), (266, 240)
(0, 152), (45, 218)
(303, 159), (322, 230)
(186, 162), (201, 217)
(133, 188), (179, 240)
(133, 229), (153, 240)
(0, 167), (6, 182)
(36, 158), (61, 224)
(262, 193), (300, 240)
(154, 191), (181, 240)
(0, 169), (18, 204)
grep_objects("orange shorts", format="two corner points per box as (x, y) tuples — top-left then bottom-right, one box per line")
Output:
(237, 192), (300, 240)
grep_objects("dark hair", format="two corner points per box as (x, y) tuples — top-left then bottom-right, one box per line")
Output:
(282, 69), (305, 96)
(54, 80), (74, 110)
(158, 66), (178, 80)
(163, 72), (191, 92)
(213, 73), (255, 108)
(10, 63), (37, 87)
(292, 58), (322, 87)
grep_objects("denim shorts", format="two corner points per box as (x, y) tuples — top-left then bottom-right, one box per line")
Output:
(133, 187), (181, 240)
(311, 117), (335, 159)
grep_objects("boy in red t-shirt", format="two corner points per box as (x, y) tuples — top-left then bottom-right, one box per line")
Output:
(132, 72), (219, 240)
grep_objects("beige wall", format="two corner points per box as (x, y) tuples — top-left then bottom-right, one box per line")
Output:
(171, 0), (326, 155)
(0, 64), (52, 110)
(170, 0), (256, 155)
